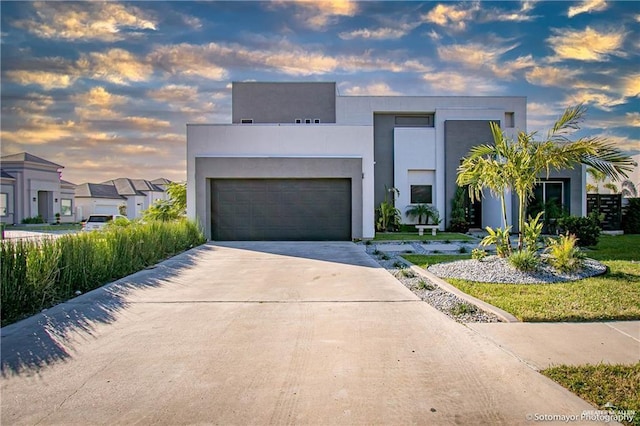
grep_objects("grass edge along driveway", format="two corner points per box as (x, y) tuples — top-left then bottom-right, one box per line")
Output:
(402, 235), (640, 323)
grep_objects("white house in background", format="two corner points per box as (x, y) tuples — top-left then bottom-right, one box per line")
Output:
(0, 152), (76, 224)
(187, 81), (586, 241)
(75, 178), (170, 220)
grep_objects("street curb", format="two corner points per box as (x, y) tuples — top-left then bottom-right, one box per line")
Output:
(396, 257), (520, 323)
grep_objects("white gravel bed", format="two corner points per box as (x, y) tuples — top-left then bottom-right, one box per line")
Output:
(428, 256), (607, 284)
(364, 245), (501, 323)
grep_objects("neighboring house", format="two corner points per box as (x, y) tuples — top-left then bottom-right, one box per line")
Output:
(0, 152), (76, 224)
(75, 178), (170, 220)
(187, 81), (586, 241)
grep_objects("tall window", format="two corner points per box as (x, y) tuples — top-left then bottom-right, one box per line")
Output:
(529, 181), (565, 218)
(60, 198), (73, 216)
(410, 185), (433, 204)
(0, 193), (7, 216)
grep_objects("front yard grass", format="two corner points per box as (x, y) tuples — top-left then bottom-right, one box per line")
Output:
(373, 232), (474, 242)
(401, 235), (640, 322)
(542, 363), (640, 426)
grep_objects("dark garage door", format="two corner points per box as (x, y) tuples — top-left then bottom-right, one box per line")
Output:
(211, 179), (352, 241)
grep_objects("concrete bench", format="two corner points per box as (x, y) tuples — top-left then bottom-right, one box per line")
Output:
(415, 225), (438, 236)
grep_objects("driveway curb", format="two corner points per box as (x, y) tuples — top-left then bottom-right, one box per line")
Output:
(396, 256), (520, 323)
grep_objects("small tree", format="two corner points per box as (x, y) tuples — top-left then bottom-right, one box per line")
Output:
(406, 204), (432, 225)
(142, 181), (187, 222)
(458, 104), (635, 251)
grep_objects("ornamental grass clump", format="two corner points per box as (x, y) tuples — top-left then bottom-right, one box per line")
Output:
(546, 233), (585, 273)
(508, 249), (540, 272)
(0, 220), (205, 326)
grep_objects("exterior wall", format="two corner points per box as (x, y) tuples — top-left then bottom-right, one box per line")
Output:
(0, 165), (65, 223)
(232, 82), (336, 124)
(60, 184), (76, 223)
(187, 124), (374, 239)
(0, 179), (15, 224)
(444, 119), (512, 230)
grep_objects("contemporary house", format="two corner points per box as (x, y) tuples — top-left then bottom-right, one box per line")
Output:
(0, 152), (76, 224)
(187, 82), (586, 241)
(75, 178), (170, 220)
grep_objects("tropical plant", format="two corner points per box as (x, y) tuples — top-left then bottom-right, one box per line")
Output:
(405, 204), (432, 224)
(522, 212), (544, 252)
(586, 167), (606, 193)
(481, 226), (512, 258)
(545, 233), (585, 272)
(449, 186), (470, 232)
(603, 182), (619, 194)
(376, 186), (401, 232)
(471, 248), (487, 260)
(621, 180), (638, 198)
(458, 104), (634, 251)
(508, 249), (540, 272)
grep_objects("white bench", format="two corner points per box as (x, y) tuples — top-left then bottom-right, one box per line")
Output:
(415, 225), (439, 236)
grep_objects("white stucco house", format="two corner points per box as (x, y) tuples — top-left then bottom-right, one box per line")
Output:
(0, 152), (76, 224)
(187, 82), (586, 241)
(75, 178), (171, 220)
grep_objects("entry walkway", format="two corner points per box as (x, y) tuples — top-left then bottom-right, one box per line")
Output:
(1, 242), (608, 425)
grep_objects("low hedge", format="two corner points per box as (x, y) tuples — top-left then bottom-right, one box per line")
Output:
(1, 220), (205, 326)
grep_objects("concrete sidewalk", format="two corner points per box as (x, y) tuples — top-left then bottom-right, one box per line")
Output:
(468, 321), (640, 370)
(1, 242), (614, 425)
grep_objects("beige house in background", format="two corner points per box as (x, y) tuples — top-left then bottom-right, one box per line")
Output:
(0, 152), (76, 224)
(75, 178), (170, 220)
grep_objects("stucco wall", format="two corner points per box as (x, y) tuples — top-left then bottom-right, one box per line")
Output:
(187, 124), (374, 239)
(232, 82), (336, 124)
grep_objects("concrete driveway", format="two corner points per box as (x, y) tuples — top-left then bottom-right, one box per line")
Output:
(2, 242), (601, 425)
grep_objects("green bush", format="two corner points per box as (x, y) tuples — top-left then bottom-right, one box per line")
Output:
(481, 226), (512, 257)
(545, 233), (585, 272)
(558, 212), (602, 247)
(508, 250), (540, 272)
(0, 220), (205, 326)
(622, 198), (640, 234)
(21, 215), (45, 224)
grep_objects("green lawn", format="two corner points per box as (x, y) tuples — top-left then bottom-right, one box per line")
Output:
(373, 232), (474, 242)
(402, 235), (640, 322)
(542, 363), (640, 426)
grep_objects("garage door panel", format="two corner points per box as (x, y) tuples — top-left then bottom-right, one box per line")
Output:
(211, 178), (351, 241)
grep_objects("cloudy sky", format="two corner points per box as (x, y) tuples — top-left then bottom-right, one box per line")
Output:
(1, 0), (639, 184)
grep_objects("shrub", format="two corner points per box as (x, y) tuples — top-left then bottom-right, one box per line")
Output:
(545, 233), (585, 273)
(451, 302), (477, 315)
(558, 212), (602, 247)
(0, 220), (205, 326)
(400, 269), (415, 278)
(472, 248), (487, 260)
(622, 198), (640, 234)
(21, 215), (45, 224)
(508, 250), (540, 272)
(459, 246), (468, 254)
(481, 226), (512, 257)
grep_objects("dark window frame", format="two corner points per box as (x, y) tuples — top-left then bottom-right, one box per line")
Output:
(410, 185), (433, 204)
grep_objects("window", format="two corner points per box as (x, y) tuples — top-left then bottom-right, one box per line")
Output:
(395, 115), (434, 127)
(0, 193), (7, 216)
(295, 118), (302, 124)
(240, 119), (253, 124)
(304, 118), (312, 124)
(61, 198), (73, 216)
(505, 112), (515, 128)
(314, 119), (321, 123)
(410, 185), (433, 204)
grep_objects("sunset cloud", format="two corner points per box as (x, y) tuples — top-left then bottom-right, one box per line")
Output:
(423, 3), (479, 31)
(547, 26), (626, 62)
(282, 0), (358, 29)
(12, 1), (157, 42)
(342, 82), (401, 96)
(437, 43), (535, 79)
(79, 48), (154, 85)
(525, 66), (582, 87)
(5, 70), (77, 90)
(567, 0), (607, 18)
(422, 71), (502, 95)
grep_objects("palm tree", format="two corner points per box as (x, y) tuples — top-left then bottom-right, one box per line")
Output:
(406, 204), (432, 225)
(457, 104), (635, 251)
(586, 167), (606, 193)
(603, 182), (619, 194)
(621, 180), (638, 198)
